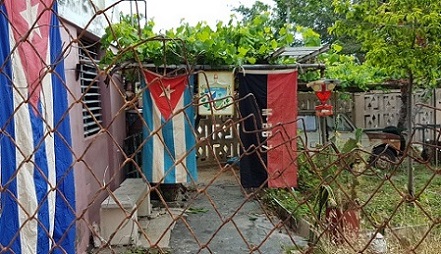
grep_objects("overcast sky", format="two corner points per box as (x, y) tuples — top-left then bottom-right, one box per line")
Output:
(119, 0), (275, 31)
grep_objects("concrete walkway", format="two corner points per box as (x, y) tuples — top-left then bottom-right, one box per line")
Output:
(93, 165), (307, 253)
(166, 165), (307, 253)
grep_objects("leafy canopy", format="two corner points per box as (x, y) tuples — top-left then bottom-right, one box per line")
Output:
(233, 1), (387, 89)
(331, 0), (441, 87)
(317, 44), (386, 89)
(100, 4), (401, 91)
(273, 0), (338, 44)
(100, 12), (296, 67)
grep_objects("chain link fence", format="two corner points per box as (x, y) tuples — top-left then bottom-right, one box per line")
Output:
(1, 1), (441, 254)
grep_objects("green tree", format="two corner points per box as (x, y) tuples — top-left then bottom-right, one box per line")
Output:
(233, 0), (336, 43)
(272, 0), (337, 43)
(232, 1), (383, 87)
(332, 0), (441, 197)
(235, 0), (365, 58)
(331, 0), (441, 129)
(232, 1), (273, 24)
(319, 44), (385, 89)
(234, 0), (336, 43)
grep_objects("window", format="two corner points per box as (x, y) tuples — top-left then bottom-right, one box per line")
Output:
(328, 115), (354, 132)
(297, 115), (317, 132)
(297, 113), (354, 132)
(79, 40), (102, 137)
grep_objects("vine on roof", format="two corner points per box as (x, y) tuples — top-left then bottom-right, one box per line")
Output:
(100, 12), (299, 68)
(100, 12), (385, 90)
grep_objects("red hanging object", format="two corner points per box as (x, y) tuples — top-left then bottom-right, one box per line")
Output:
(315, 83), (332, 104)
(315, 104), (333, 116)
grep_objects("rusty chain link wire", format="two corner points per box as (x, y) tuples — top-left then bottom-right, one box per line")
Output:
(2, 1), (441, 254)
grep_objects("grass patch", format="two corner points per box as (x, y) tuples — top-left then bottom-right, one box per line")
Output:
(265, 160), (441, 253)
(358, 165), (441, 229)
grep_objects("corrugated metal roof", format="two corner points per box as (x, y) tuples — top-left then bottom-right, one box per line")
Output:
(270, 45), (330, 63)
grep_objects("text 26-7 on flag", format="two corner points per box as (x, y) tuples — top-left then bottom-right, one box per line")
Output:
(238, 69), (298, 188)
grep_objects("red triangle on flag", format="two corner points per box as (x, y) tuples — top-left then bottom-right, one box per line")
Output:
(143, 70), (188, 120)
(5, 1), (51, 112)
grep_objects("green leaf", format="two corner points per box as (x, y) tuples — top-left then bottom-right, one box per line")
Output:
(187, 207), (209, 214)
(238, 46), (249, 57)
(332, 44), (343, 53)
(247, 56), (257, 64)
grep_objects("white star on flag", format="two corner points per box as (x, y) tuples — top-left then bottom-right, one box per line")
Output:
(20, 0), (41, 40)
(160, 85), (175, 99)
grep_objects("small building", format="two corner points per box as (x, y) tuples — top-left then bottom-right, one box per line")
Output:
(57, 1), (127, 252)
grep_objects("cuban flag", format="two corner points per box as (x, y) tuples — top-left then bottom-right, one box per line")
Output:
(142, 70), (197, 184)
(238, 69), (298, 188)
(0, 1), (76, 253)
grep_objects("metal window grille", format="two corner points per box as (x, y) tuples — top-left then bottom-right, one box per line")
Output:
(79, 41), (102, 137)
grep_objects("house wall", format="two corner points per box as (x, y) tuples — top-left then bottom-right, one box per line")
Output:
(60, 20), (125, 253)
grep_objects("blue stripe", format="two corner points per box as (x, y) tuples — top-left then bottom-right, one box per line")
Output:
(185, 76), (197, 182)
(30, 103), (50, 254)
(0, 4), (21, 253)
(162, 119), (176, 183)
(50, 3), (76, 253)
(142, 82), (154, 182)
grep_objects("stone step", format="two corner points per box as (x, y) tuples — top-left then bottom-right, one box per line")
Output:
(137, 208), (183, 249)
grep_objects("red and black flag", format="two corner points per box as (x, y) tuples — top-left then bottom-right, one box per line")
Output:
(238, 70), (298, 188)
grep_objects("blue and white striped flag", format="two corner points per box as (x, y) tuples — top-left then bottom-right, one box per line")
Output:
(142, 70), (197, 184)
(0, 1), (76, 253)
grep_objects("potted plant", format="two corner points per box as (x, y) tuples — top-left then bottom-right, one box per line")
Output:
(325, 171), (361, 244)
(310, 132), (365, 245)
